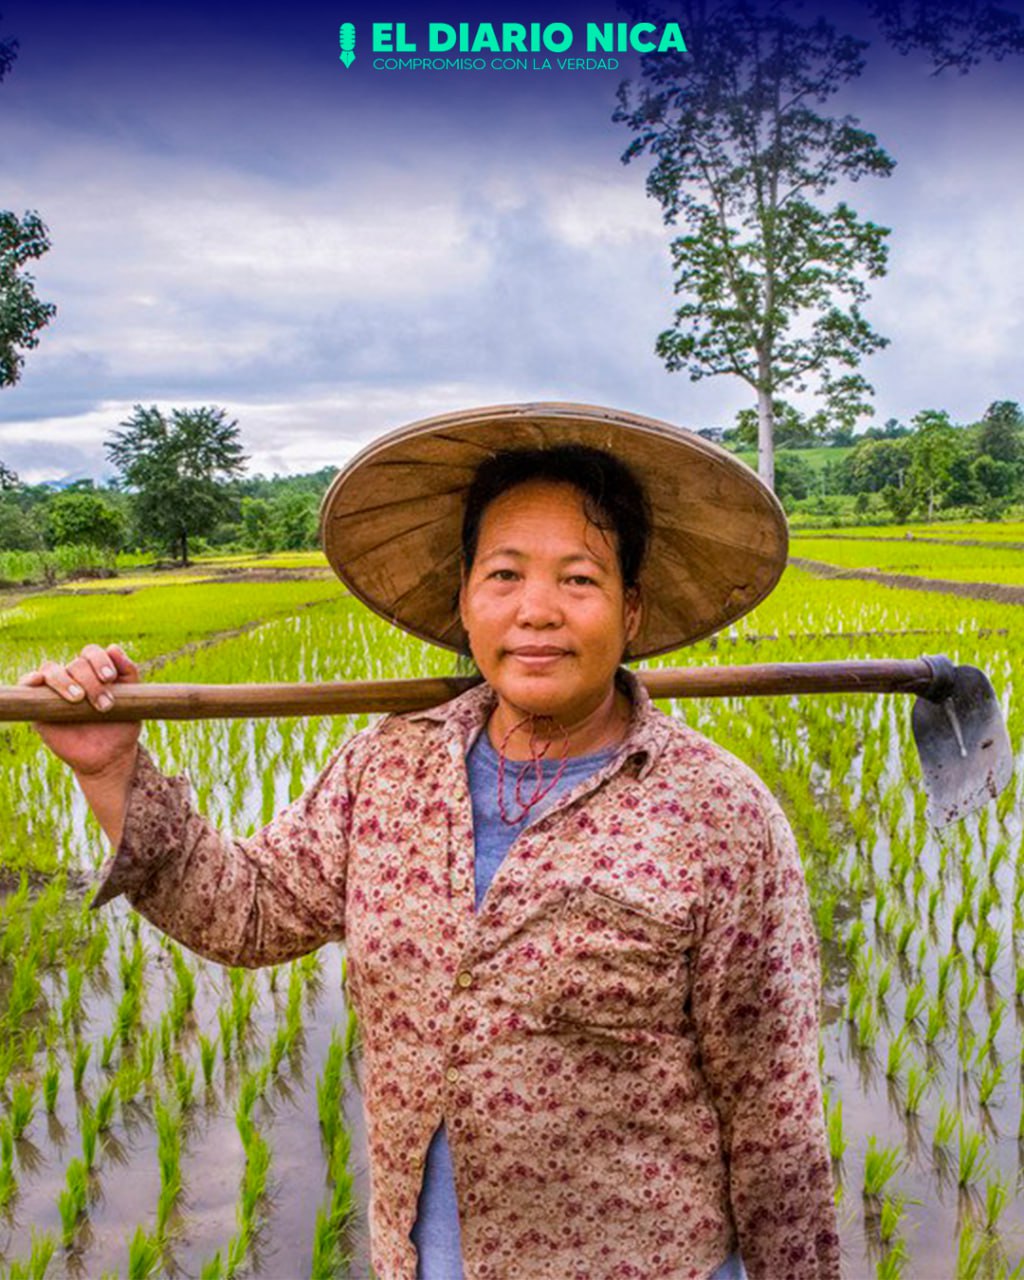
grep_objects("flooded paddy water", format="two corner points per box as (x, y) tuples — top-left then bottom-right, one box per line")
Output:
(1, 546), (1024, 1278)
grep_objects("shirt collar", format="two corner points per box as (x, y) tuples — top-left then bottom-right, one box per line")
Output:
(405, 667), (671, 780)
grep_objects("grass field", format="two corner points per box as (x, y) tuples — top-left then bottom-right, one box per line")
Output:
(0, 539), (1022, 1278)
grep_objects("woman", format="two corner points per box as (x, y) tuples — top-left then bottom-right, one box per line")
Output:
(22, 403), (840, 1280)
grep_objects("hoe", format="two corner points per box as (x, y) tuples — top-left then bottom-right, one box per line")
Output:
(0, 654), (1013, 828)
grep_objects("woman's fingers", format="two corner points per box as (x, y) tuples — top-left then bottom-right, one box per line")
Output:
(105, 644), (140, 684)
(17, 645), (140, 710)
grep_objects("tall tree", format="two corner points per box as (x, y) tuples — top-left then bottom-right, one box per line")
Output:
(615, 1), (893, 491)
(0, 211), (58, 388)
(0, 17), (56, 388)
(908, 409), (963, 519)
(0, 459), (17, 489)
(868, 0), (1024, 74)
(105, 405), (248, 565)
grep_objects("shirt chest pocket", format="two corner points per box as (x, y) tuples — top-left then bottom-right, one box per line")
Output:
(542, 888), (697, 1034)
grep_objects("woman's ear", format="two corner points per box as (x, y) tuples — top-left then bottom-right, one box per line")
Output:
(624, 587), (642, 646)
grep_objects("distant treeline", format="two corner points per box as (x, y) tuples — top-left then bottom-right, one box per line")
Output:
(1, 401), (1022, 566)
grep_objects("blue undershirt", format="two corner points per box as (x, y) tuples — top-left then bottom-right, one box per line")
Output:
(410, 730), (747, 1280)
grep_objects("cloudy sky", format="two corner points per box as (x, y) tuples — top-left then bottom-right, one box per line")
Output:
(2, 0), (1023, 483)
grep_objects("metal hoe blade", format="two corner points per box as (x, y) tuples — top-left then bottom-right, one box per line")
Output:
(911, 662), (1014, 828)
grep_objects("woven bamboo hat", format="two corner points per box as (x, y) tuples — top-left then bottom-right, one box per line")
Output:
(319, 402), (788, 660)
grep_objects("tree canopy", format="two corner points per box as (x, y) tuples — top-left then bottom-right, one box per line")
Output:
(0, 18), (56, 389)
(615, 0), (894, 491)
(105, 405), (248, 564)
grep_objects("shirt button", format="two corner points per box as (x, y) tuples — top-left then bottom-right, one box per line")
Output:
(446, 1066), (460, 1084)
(456, 971), (473, 988)
(451, 872), (467, 892)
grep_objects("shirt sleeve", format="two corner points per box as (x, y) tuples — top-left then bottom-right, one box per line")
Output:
(690, 785), (841, 1280)
(89, 731), (370, 969)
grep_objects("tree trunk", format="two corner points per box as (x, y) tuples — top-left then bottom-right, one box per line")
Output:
(757, 384), (775, 492)
(181, 530), (189, 567)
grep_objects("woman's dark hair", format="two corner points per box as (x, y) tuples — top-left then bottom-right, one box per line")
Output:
(461, 444), (652, 589)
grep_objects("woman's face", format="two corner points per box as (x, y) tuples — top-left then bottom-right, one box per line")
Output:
(459, 480), (641, 724)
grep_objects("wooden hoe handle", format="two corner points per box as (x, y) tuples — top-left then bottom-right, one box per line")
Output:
(0, 657), (956, 722)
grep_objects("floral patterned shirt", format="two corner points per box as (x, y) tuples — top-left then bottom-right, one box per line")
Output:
(92, 669), (840, 1280)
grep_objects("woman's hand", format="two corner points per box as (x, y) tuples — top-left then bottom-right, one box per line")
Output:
(18, 643), (142, 780)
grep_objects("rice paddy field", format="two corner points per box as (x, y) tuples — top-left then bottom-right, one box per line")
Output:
(0, 534), (1023, 1278)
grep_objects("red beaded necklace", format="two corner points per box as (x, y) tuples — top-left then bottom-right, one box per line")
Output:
(494, 712), (571, 826)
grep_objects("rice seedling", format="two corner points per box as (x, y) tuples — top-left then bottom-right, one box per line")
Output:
(957, 1124), (991, 1188)
(0, 1150), (17, 1210)
(876, 1239), (909, 1280)
(862, 1136), (904, 1199)
(886, 1030), (912, 1082)
(199, 1032), (218, 1088)
(978, 1060), (1005, 1109)
(934, 1101), (958, 1149)
(903, 978), (928, 1025)
(43, 1056), (59, 1114)
(174, 1058), (196, 1112)
(80, 1104), (99, 1169)
(71, 1039), (90, 1090)
(5, 1229), (57, 1280)
(983, 1175), (1010, 1234)
(94, 1080), (117, 1131)
(126, 1225), (163, 1279)
(954, 1220), (995, 1280)
(57, 1157), (89, 1246)
(10, 1078), (36, 1140)
(904, 1064), (932, 1115)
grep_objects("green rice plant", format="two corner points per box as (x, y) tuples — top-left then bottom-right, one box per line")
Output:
(983, 1174), (1010, 1233)
(0, 1152), (17, 1210)
(927, 883), (942, 926)
(885, 1030), (911, 1082)
(976, 926), (1002, 976)
(218, 1005), (235, 1060)
(5, 1228), (56, 1279)
(937, 951), (957, 1001)
(343, 1006), (360, 1058)
(982, 999), (1006, 1056)
(845, 918), (866, 961)
(895, 919), (915, 959)
(170, 945), (197, 1014)
(100, 1029), (118, 1070)
(80, 1104), (99, 1169)
(199, 1032), (218, 1088)
(876, 963), (893, 1006)
(957, 1123), (990, 1188)
(70, 1039), (90, 1090)
(825, 1088), (853, 1177)
(10, 1078), (36, 1140)
(240, 1130), (271, 1223)
(268, 1024), (289, 1075)
(921, 1003), (947, 1044)
(977, 1060), (1005, 1108)
(116, 1059), (142, 1107)
(952, 897), (971, 944)
(1, 1117), (13, 1167)
(225, 1220), (252, 1279)
(879, 1193), (908, 1245)
(200, 1252), (225, 1280)
(955, 1220), (996, 1280)
(958, 968), (980, 1020)
(43, 1057), (59, 1114)
(57, 1157), (88, 1246)
(902, 978), (927, 1025)
(876, 1239), (909, 1280)
(62, 964), (85, 1028)
(862, 1136), (904, 1199)
(904, 1064), (932, 1115)
(934, 1101), (958, 1149)
(126, 1225), (163, 1279)
(310, 1203), (345, 1279)
(94, 1081), (117, 1131)
(174, 1058), (196, 1111)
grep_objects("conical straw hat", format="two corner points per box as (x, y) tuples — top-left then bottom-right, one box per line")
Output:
(319, 402), (788, 660)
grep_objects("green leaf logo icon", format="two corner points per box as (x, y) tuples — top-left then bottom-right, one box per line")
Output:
(339, 23), (356, 68)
